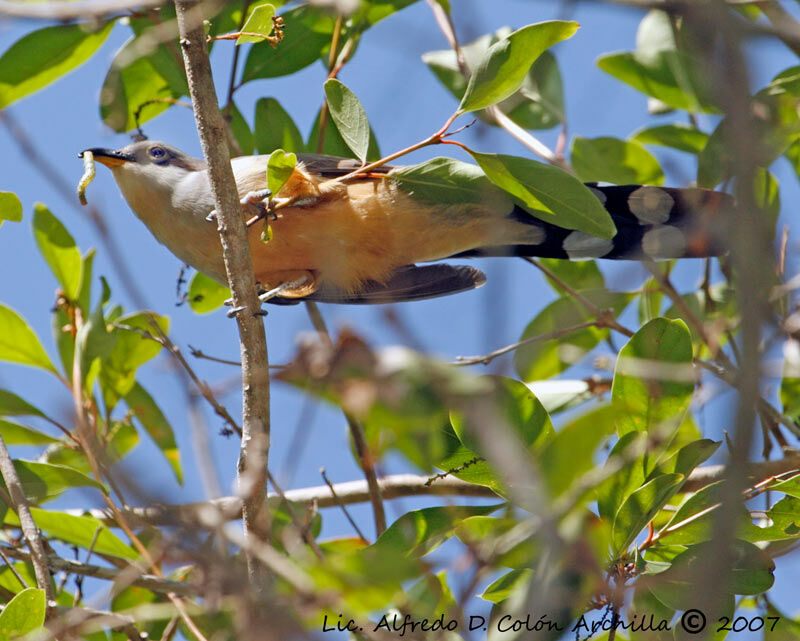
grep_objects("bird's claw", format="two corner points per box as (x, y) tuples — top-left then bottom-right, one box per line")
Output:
(258, 275), (311, 303)
(207, 189), (274, 224)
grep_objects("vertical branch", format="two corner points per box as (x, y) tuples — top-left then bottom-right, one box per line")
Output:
(174, 0), (271, 589)
(0, 433), (54, 606)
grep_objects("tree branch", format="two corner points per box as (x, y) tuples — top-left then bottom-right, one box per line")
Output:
(174, 0), (272, 590)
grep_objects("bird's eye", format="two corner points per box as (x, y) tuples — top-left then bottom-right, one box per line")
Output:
(148, 146), (166, 159)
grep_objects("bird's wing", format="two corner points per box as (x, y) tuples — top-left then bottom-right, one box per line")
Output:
(296, 154), (396, 179)
(267, 264), (486, 305)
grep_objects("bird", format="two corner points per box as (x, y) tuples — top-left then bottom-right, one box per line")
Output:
(81, 140), (731, 305)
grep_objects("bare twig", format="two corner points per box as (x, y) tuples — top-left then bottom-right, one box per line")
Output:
(0, 432), (54, 606)
(321, 468), (367, 542)
(175, 0), (272, 591)
(0, 0), (162, 18)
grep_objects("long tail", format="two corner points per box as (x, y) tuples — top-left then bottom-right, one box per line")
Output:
(455, 185), (733, 261)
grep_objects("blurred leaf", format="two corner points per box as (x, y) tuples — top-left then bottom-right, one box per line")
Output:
(611, 318), (694, 435)
(459, 21), (578, 113)
(406, 570), (456, 620)
(267, 149), (297, 196)
(99, 311), (168, 410)
(372, 504), (500, 558)
(188, 272), (230, 314)
(0, 389), (47, 419)
(448, 377), (553, 494)
(43, 420), (138, 474)
(571, 136), (664, 185)
(514, 290), (634, 381)
(10, 460), (106, 502)
(125, 382), (182, 484)
(348, 0), (420, 28)
(632, 123), (709, 154)
(456, 516), (535, 568)
(651, 438), (719, 479)
(0, 419), (57, 446)
(658, 540), (774, 598)
(227, 101), (254, 156)
(765, 603), (800, 641)
(242, 5), (334, 82)
(597, 50), (718, 113)
(0, 305), (58, 375)
(540, 404), (617, 498)
(538, 258), (604, 293)
(393, 157), (512, 207)
(0, 192), (22, 227)
(524, 379), (594, 414)
(6, 509), (137, 560)
(237, 4), (276, 44)
(482, 568), (533, 603)
(0, 22), (114, 109)
(468, 151), (616, 238)
(32, 203), (82, 300)
(612, 473), (684, 556)
(0, 587), (45, 641)
(596, 430), (648, 521)
(324, 79), (370, 163)
(254, 97), (305, 153)
(100, 22), (188, 132)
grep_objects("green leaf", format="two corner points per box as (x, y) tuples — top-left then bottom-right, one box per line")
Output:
(371, 504), (500, 558)
(99, 311), (167, 410)
(324, 79), (370, 163)
(481, 568), (534, 603)
(267, 149), (297, 196)
(459, 21), (579, 113)
(468, 151), (616, 238)
(514, 290), (634, 381)
(424, 30), (565, 130)
(307, 106), (381, 160)
(227, 101), (254, 156)
(0, 587), (45, 641)
(0, 305), (58, 375)
(8, 509), (137, 560)
(612, 473), (685, 556)
(663, 540), (774, 596)
(538, 258), (604, 293)
(0, 389), (47, 419)
(237, 4), (276, 44)
(571, 136), (664, 185)
(631, 123), (709, 154)
(393, 157), (512, 207)
(597, 50), (719, 113)
(188, 272), (230, 314)
(539, 404), (617, 497)
(11, 460), (106, 502)
(254, 97), (305, 154)
(125, 382), (182, 484)
(0, 192), (22, 227)
(100, 22), (188, 132)
(596, 430), (648, 521)
(32, 203), (82, 300)
(241, 5), (334, 82)
(0, 418), (57, 446)
(447, 377), (554, 495)
(0, 22), (114, 109)
(611, 317), (694, 435)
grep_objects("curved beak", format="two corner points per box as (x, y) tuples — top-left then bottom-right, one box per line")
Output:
(80, 147), (134, 168)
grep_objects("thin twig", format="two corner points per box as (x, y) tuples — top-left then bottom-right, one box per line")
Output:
(453, 321), (599, 366)
(0, 432), (54, 606)
(321, 468), (367, 542)
(175, 0), (272, 591)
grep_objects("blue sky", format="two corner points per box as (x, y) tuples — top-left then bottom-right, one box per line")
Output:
(1, 0), (799, 632)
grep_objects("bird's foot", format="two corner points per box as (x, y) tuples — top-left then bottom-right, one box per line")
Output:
(206, 188), (274, 224)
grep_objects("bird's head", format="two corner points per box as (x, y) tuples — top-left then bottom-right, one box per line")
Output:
(80, 141), (208, 218)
